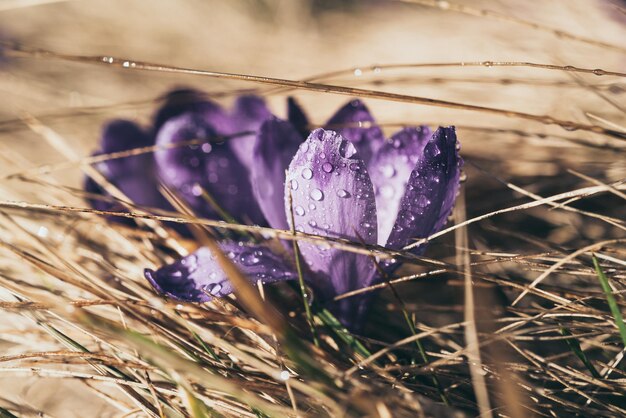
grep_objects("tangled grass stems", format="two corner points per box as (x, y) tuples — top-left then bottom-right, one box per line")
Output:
(1, 2), (625, 416)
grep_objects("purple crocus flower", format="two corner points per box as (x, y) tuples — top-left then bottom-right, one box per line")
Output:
(145, 99), (462, 328)
(84, 89), (304, 228)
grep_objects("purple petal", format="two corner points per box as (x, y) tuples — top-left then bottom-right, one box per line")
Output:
(284, 128), (378, 298)
(145, 242), (298, 302)
(154, 112), (265, 225)
(287, 97), (310, 138)
(153, 88), (231, 136)
(368, 127), (431, 245)
(325, 99), (384, 165)
(385, 127), (462, 250)
(251, 118), (303, 230)
(87, 120), (172, 211)
(97, 120), (152, 176)
(228, 95), (273, 168)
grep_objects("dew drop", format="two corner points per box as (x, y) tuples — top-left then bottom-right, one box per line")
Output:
(301, 168), (313, 179)
(201, 143), (212, 153)
(210, 284), (222, 295)
(380, 185), (394, 198)
(416, 195), (430, 207)
(349, 163), (360, 172)
(336, 189), (350, 198)
(310, 188), (324, 201)
(240, 252), (260, 266)
(191, 184), (203, 196)
(295, 205), (305, 216)
(321, 162), (334, 173)
(37, 226), (49, 238)
(290, 179), (299, 190)
(380, 164), (396, 178)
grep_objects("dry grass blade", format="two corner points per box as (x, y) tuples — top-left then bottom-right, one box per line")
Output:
(1, 2), (625, 417)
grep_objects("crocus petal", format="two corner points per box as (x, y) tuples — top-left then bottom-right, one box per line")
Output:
(228, 95), (273, 168)
(287, 97), (310, 138)
(145, 242), (298, 302)
(153, 88), (231, 136)
(284, 128), (378, 300)
(368, 126), (431, 245)
(97, 120), (152, 176)
(325, 99), (384, 165)
(88, 120), (172, 211)
(385, 127), (462, 250)
(154, 112), (265, 224)
(251, 118), (303, 230)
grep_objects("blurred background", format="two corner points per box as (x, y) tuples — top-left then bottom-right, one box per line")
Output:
(0, 0), (624, 416)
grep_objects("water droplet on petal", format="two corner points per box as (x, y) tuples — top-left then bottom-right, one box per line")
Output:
(321, 162), (334, 173)
(240, 252), (260, 266)
(295, 205), (305, 216)
(416, 195), (431, 207)
(310, 188), (324, 201)
(210, 284), (222, 295)
(336, 189), (350, 198)
(380, 164), (396, 178)
(290, 179), (299, 190)
(380, 185), (394, 198)
(301, 168), (313, 180)
(349, 163), (360, 171)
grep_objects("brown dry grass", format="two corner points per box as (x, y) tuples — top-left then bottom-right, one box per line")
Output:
(0, 0), (624, 417)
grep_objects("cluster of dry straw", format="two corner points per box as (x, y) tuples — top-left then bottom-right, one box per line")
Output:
(0, 0), (624, 417)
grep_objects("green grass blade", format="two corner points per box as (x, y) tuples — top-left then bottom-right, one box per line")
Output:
(558, 325), (601, 378)
(593, 254), (626, 348)
(0, 407), (18, 418)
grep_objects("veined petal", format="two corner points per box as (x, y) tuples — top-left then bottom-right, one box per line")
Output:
(287, 97), (310, 138)
(325, 99), (384, 165)
(252, 118), (303, 230)
(369, 127), (431, 245)
(284, 128), (378, 298)
(228, 95), (273, 168)
(385, 127), (462, 250)
(145, 242), (298, 302)
(154, 112), (265, 224)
